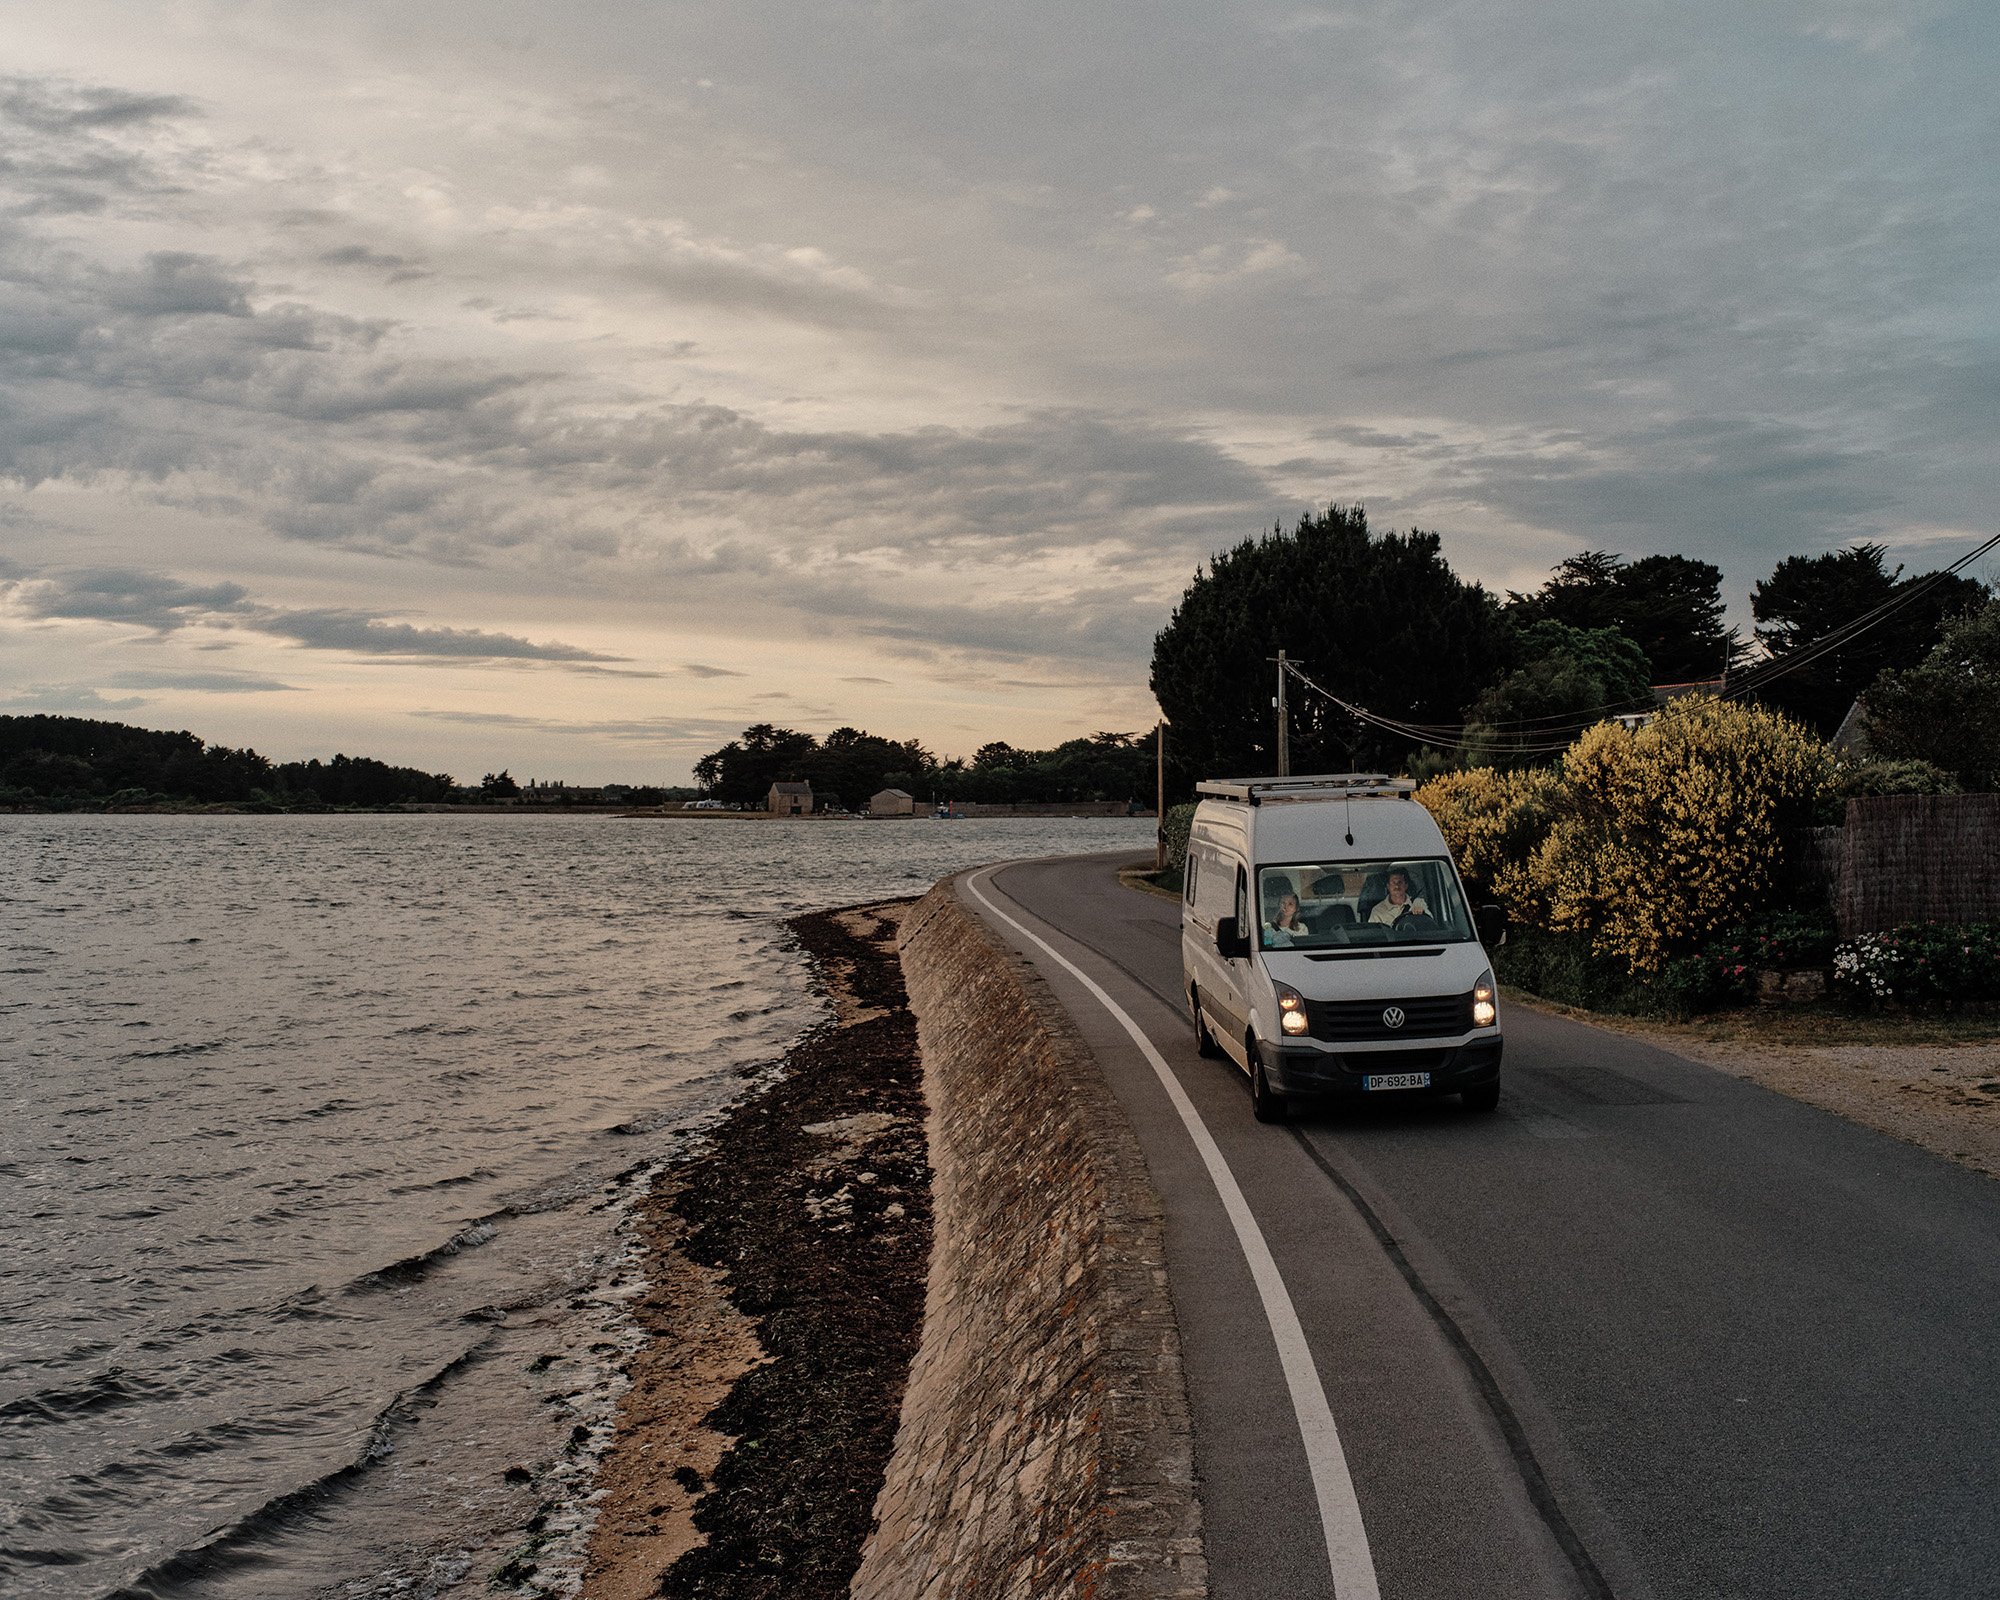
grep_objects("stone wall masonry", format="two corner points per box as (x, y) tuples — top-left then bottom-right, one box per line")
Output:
(850, 878), (1205, 1600)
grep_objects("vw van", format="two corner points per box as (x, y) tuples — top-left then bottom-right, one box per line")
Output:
(1180, 774), (1506, 1121)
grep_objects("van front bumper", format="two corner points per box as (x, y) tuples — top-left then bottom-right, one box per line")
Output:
(1271, 1036), (1502, 1099)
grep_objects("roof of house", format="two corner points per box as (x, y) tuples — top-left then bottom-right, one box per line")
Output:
(1831, 697), (1870, 754)
(769, 780), (814, 794)
(872, 787), (912, 799)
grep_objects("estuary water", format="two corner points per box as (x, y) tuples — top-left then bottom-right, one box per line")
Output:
(0, 813), (1152, 1599)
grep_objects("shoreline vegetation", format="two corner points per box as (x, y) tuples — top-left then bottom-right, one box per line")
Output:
(0, 714), (1161, 815)
(583, 899), (931, 1600)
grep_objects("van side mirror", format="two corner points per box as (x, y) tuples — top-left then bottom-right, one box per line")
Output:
(1476, 904), (1508, 946)
(1215, 916), (1251, 960)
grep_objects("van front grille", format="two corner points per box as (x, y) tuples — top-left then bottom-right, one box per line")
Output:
(1306, 992), (1473, 1040)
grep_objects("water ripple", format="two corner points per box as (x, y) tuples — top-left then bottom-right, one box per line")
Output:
(0, 811), (1152, 1597)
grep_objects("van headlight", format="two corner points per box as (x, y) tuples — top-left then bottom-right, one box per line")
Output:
(1472, 970), (1498, 1028)
(1275, 982), (1310, 1036)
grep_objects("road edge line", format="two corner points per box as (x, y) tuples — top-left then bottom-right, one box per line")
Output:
(965, 867), (1381, 1600)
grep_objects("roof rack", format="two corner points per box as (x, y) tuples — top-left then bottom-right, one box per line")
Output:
(1195, 773), (1416, 805)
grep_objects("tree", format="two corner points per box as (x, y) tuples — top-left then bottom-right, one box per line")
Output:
(1028, 732), (1150, 803)
(1863, 599), (2000, 790)
(1509, 551), (1625, 632)
(691, 723), (821, 805)
(801, 727), (935, 810)
(0, 715), (455, 807)
(1462, 620), (1653, 768)
(1510, 551), (1740, 684)
(1150, 504), (1512, 782)
(1749, 545), (1989, 736)
(479, 769), (520, 799)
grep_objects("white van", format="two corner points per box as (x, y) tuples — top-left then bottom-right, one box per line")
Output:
(1181, 774), (1506, 1121)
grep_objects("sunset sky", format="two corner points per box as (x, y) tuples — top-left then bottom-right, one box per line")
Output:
(3, 2), (1995, 782)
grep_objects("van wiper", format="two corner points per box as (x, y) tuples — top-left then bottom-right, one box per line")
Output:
(1304, 947), (1446, 961)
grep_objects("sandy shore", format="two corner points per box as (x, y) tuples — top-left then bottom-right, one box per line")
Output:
(582, 900), (931, 1600)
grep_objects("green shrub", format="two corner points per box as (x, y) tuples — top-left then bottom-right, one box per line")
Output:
(1496, 928), (1659, 1015)
(1159, 801), (1197, 872)
(1712, 910), (1838, 971)
(1833, 923), (2000, 1007)
(1835, 758), (1960, 798)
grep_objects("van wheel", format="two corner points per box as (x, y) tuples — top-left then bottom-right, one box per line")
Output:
(1462, 1078), (1501, 1112)
(1249, 1041), (1289, 1124)
(1191, 991), (1223, 1058)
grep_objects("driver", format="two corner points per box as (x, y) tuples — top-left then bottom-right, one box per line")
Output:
(1368, 866), (1430, 925)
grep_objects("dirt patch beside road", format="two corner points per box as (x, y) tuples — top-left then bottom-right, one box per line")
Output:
(1519, 997), (2000, 1181)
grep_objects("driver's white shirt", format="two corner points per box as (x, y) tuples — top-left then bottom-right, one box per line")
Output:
(1369, 895), (1429, 925)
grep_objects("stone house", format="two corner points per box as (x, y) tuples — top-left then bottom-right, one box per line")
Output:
(868, 787), (915, 817)
(767, 780), (813, 816)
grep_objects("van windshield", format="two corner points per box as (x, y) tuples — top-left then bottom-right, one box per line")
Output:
(1257, 859), (1474, 950)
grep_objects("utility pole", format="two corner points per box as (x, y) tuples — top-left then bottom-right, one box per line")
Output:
(1155, 719), (1168, 870)
(1275, 649), (1291, 776)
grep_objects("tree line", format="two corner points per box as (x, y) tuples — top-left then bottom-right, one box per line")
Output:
(691, 724), (1154, 809)
(0, 716), (688, 809)
(1149, 504), (1995, 789)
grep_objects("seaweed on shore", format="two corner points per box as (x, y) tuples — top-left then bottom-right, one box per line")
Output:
(655, 900), (933, 1600)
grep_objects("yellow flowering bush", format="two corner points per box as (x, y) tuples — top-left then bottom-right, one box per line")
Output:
(1413, 766), (1560, 897)
(1500, 696), (1833, 974)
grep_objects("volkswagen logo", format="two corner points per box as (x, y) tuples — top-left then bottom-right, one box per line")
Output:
(1381, 1006), (1406, 1030)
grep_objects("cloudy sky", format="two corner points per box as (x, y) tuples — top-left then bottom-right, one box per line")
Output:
(2, 1), (1995, 782)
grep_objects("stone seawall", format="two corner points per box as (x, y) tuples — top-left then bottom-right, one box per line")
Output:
(851, 878), (1205, 1600)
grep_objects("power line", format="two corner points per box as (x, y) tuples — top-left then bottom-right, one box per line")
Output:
(1277, 528), (2000, 754)
(1722, 529), (2000, 700)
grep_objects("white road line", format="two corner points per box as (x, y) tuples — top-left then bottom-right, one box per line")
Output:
(965, 868), (1381, 1600)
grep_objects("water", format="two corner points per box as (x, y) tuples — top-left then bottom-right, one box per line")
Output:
(0, 813), (1153, 1598)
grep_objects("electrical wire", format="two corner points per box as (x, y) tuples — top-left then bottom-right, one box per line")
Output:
(1276, 528), (2000, 753)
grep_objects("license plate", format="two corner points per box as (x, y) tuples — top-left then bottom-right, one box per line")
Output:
(1364, 1072), (1431, 1092)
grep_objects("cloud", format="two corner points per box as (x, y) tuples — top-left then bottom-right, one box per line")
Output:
(411, 708), (747, 744)
(0, 682), (149, 712)
(3, 564), (624, 664)
(0, 76), (195, 215)
(256, 608), (620, 660)
(319, 244), (430, 282)
(105, 252), (253, 317)
(0, 78), (193, 133)
(8, 568), (250, 630)
(680, 662), (746, 678)
(108, 668), (299, 692)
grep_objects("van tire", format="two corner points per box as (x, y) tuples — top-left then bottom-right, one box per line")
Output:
(1249, 1041), (1289, 1123)
(1191, 991), (1223, 1058)
(1461, 1078), (1501, 1112)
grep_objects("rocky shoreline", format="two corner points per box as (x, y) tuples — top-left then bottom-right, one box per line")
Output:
(583, 900), (932, 1600)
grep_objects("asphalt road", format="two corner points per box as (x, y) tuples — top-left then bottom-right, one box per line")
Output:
(966, 853), (2000, 1600)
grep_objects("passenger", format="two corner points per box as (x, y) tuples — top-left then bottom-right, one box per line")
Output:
(1264, 880), (1308, 947)
(1367, 867), (1430, 925)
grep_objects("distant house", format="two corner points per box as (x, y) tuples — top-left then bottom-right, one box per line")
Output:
(1831, 697), (1871, 757)
(767, 780), (813, 816)
(868, 787), (915, 817)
